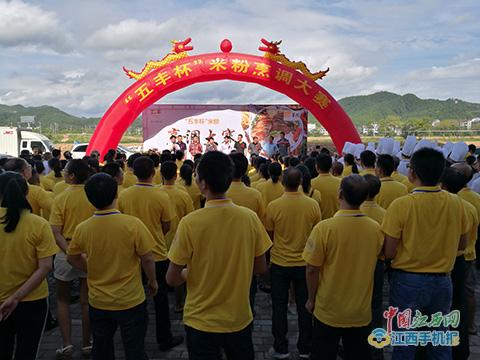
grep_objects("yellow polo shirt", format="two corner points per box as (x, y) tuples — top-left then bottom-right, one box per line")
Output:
(0, 209), (58, 303)
(27, 184), (53, 216)
(250, 172), (260, 183)
(303, 210), (383, 327)
(68, 210), (155, 311)
(311, 173), (341, 219)
(342, 165), (353, 177)
(251, 178), (266, 190)
(459, 188), (480, 260)
(122, 170), (137, 188)
(265, 192), (321, 266)
(360, 200), (386, 225)
(178, 179), (203, 210)
(303, 188), (322, 208)
(382, 186), (470, 273)
(392, 171), (408, 184)
(49, 184), (95, 240)
(402, 178), (415, 192)
(118, 183), (175, 261)
(227, 181), (265, 222)
(376, 177), (408, 209)
(360, 168), (376, 176)
(168, 199), (272, 333)
(459, 198), (478, 259)
(39, 175), (55, 192)
(46, 171), (64, 184)
(158, 185), (194, 249)
(258, 180), (284, 206)
(153, 168), (163, 185)
(53, 181), (69, 197)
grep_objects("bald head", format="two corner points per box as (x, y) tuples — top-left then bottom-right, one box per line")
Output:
(452, 162), (474, 184)
(340, 174), (369, 207)
(282, 167), (302, 191)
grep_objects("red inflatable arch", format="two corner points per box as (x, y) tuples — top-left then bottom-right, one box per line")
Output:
(87, 38), (361, 157)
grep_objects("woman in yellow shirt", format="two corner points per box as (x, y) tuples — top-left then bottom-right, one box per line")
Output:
(341, 153), (359, 177)
(47, 158), (64, 184)
(297, 165), (323, 209)
(0, 172), (57, 359)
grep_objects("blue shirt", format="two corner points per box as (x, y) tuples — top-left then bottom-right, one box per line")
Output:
(263, 143), (278, 157)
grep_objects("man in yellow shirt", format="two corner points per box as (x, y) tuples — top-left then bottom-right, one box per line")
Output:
(359, 150), (376, 175)
(312, 154), (341, 219)
(265, 167), (321, 359)
(227, 153), (265, 221)
(122, 153), (142, 188)
(375, 154), (408, 209)
(166, 151), (272, 360)
(118, 156), (182, 351)
(303, 175), (383, 359)
(392, 156), (408, 183)
(49, 159), (95, 357)
(440, 167), (478, 358)
(67, 173), (158, 359)
(382, 148), (469, 359)
(453, 162), (480, 335)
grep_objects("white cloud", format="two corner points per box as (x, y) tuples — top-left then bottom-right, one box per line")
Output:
(0, 0), (73, 53)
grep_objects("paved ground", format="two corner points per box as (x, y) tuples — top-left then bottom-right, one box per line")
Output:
(37, 274), (480, 360)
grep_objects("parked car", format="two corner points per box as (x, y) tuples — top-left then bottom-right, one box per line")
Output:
(71, 143), (135, 159)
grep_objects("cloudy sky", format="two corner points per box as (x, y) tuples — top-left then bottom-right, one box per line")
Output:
(0, 0), (479, 117)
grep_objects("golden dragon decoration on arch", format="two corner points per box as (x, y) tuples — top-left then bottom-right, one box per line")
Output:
(258, 38), (329, 81)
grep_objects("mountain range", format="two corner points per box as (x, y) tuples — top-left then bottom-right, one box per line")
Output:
(1, 92), (480, 132)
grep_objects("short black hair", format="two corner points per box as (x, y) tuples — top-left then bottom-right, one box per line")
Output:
(196, 151), (233, 194)
(149, 153), (160, 167)
(175, 150), (184, 161)
(360, 150), (376, 168)
(65, 159), (90, 184)
(127, 153), (142, 169)
(85, 173), (117, 209)
(304, 157), (318, 178)
(102, 162), (122, 178)
(363, 174), (381, 198)
(52, 149), (61, 158)
(268, 162), (282, 183)
(440, 167), (465, 194)
(340, 175), (369, 207)
(160, 161), (177, 181)
(316, 153), (332, 172)
(468, 144), (476, 154)
(376, 154), (395, 177)
(229, 153), (248, 179)
(289, 157), (300, 167)
(160, 152), (172, 164)
(282, 167), (302, 190)
(410, 148), (446, 186)
(133, 156), (155, 180)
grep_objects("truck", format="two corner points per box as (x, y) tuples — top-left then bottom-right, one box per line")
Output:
(0, 127), (55, 157)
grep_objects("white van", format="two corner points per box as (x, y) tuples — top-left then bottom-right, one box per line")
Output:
(0, 127), (54, 156)
(71, 143), (135, 159)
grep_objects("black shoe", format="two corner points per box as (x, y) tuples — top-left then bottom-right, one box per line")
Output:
(159, 336), (183, 351)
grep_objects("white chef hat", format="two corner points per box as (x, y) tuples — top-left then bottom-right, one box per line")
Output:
(354, 143), (366, 159)
(449, 142), (468, 162)
(402, 135), (417, 157)
(393, 141), (401, 155)
(378, 138), (394, 155)
(342, 141), (354, 155)
(414, 139), (434, 153)
(366, 142), (376, 152)
(441, 142), (454, 158)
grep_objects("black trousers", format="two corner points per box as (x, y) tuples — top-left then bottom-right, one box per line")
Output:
(185, 323), (254, 360)
(89, 301), (148, 360)
(153, 260), (173, 345)
(311, 317), (371, 360)
(371, 260), (385, 360)
(0, 298), (48, 360)
(270, 263), (312, 354)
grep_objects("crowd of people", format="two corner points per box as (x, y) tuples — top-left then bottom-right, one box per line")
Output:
(0, 134), (479, 360)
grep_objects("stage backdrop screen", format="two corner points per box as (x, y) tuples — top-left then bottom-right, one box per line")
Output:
(142, 104), (308, 157)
